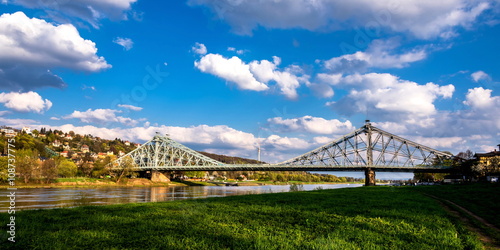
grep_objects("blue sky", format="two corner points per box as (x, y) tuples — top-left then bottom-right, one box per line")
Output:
(0, 0), (499, 165)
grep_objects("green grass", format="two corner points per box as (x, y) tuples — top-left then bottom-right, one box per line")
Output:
(414, 183), (500, 228)
(0, 186), (484, 249)
(415, 183), (500, 247)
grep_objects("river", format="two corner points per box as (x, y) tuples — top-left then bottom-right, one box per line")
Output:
(0, 184), (362, 212)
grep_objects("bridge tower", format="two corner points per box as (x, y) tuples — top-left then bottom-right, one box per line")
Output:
(365, 120), (375, 186)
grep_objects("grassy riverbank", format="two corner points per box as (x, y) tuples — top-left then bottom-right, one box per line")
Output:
(1, 185), (488, 249)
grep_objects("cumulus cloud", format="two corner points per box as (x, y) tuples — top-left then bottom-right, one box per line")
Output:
(195, 53), (268, 91)
(192, 42), (208, 55)
(113, 37), (133, 50)
(118, 104), (143, 111)
(463, 87), (499, 109)
(330, 73), (454, 122)
(63, 109), (139, 126)
(268, 116), (354, 135)
(323, 39), (427, 73)
(7, 0), (137, 28)
(188, 0), (490, 39)
(0, 12), (110, 91)
(0, 91), (52, 113)
(471, 70), (491, 82)
(195, 53), (308, 99)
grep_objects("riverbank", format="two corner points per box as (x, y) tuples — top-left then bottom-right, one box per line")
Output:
(2, 185), (495, 249)
(0, 177), (362, 188)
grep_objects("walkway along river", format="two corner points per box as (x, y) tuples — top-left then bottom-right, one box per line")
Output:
(0, 184), (362, 212)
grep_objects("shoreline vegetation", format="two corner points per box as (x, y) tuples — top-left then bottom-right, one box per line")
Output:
(2, 184), (498, 249)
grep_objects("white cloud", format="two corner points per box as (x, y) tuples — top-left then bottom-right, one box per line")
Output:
(262, 135), (310, 151)
(0, 91), (52, 113)
(188, 0), (490, 39)
(195, 53), (269, 91)
(268, 116), (354, 135)
(118, 104), (143, 111)
(192, 42), (207, 55)
(407, 136), (466, 149)
(471, 70), (491, 82)
(323, 39), (427, 73)
(0, 12), (110, 91)
(331, 73), (454, 121)
(195, 53), (308, 99)
(228, 47), (245, 54)
(9, 0), (137, 28)
(113, 37), (133, 50)
(463, 87), (498, 109)
(63, 109), (139, 126)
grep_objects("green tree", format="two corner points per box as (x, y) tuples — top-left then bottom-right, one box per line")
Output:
(16, 149), (39, 183)
(115, 156), (135, 183)
(57, 159), (78, 177)
(185, 171), (206, 178)
(15, 133), (36, 150)
(41, 159), (57, 184)
(92, 157), (112, 178)
(0, 156), (8, 182)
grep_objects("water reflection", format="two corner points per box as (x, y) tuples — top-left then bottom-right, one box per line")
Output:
(0, 184), (362, 211)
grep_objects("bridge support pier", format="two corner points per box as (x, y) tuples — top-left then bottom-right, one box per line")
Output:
(364, 168), (376, 186)
(151, 170), (170, 182)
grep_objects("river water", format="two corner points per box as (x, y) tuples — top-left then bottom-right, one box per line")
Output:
(0, 184), (362, 212)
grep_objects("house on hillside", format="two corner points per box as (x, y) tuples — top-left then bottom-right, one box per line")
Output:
(52, 140), (61, 147)
(21, 127), (32, 134)
(124, 141), (131, 146)
(65, 134), (73, 140)
(60, 151), (69, 157)
(1, 129), (17, 138)
(81, 144), (90, 153)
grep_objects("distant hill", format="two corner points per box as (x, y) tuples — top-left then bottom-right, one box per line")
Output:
(198, 151), (265, 164)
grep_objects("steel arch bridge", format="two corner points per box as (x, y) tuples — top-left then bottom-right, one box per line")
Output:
(112, 121), (454, 185)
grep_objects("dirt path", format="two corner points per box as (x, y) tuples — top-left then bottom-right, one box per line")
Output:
(425, 194), (500, 249)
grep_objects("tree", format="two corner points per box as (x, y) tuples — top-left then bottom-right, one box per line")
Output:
(57, 159), (78, 177)
(41, 159), (57, 184)
(92, 157), (112, 178)
(0, 157), (8, 182)
(17, 149), (39, 183)
(115, 156), (135, 183)
(456, 150), (475, 160)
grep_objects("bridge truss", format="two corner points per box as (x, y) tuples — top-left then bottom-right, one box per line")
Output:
(280, 121), (453, 169)
(112, 121), (454, 185)
(113, 133), (225, 170)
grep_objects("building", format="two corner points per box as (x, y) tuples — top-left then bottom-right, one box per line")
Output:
(21, 127), (32, 134)
(60, 151), (69, 157)
(52, 140), (61, 147)
(1, 128), (17, 138)
(124, 141), (131, 146)
(65, 134), (73, 140)
(81, 144), (90, 153)
(475, 144), (500, 165)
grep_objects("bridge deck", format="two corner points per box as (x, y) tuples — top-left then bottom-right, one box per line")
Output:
(120, 164), (453, 173)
